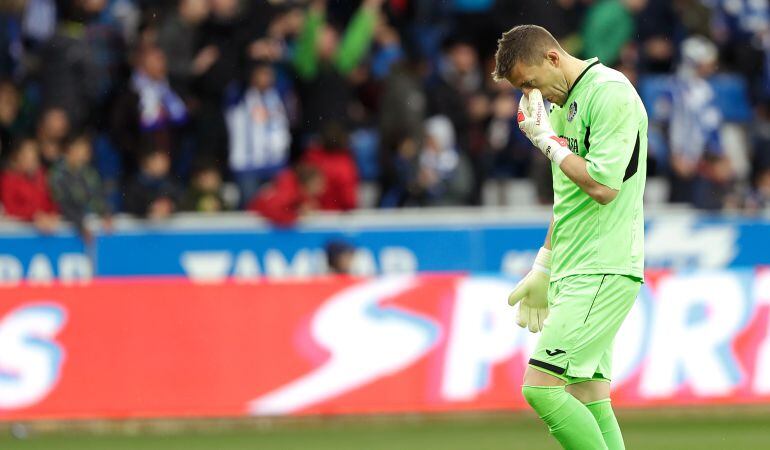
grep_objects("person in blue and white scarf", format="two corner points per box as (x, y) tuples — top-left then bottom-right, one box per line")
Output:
(131, 46), (188, 132)
(667, 35), (727, 206)
(225, 60), (291, 206)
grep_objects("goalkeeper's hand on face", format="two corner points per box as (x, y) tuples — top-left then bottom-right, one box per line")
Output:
(508, 247), (551, 333)
(517, 89), (572, 166)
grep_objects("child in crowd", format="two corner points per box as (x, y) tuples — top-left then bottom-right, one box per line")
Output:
(248, 163), (324, 227)
(1, 138), (59, 233)
(302, 122), (358, 211)
(48, 133), (111, 242)
(124, 148), (181, 219)
(180, 161), (226, 213)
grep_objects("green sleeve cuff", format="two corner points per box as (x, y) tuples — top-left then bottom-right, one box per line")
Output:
(586, 161), (621, 191)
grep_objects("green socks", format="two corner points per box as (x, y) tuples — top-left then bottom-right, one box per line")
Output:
(522, 386), (625, 450)
(585, 399), (625, 450)
(522, 385), (607, 450)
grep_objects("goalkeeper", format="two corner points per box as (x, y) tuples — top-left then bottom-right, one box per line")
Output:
(493, 25), (647, 450)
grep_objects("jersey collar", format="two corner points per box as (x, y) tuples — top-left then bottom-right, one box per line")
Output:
(566, 58), (600, 98)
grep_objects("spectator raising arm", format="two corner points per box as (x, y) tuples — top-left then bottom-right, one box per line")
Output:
(293, 0), (325, 80)
(334, 0), (382, 74)
(293, 0), (380, 80)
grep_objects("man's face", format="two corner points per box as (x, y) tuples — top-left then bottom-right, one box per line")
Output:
(450, 43), (478, 74)
(40, 109), (70, 140)
(318, 26), (339, 60)
(335, 251), (354, 274)
(209, 0), (238, 18)
(144, 152), (171, 178)
(15, 141), (40, 173)
(507, 55), (569, 106)
(0, 83), (19, 124)
(143, 49), (167, 80)
(196, 169), (221, 192)
(79, 0), (106, 14)
(66, 139), (92, 167)
(251, 66), (274, 91)
(181, 0), (209, 23)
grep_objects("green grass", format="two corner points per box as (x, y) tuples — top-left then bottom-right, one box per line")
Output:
(3, 409), (770, 450)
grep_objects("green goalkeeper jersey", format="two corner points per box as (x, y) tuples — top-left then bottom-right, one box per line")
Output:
(548, 58), (647, 282)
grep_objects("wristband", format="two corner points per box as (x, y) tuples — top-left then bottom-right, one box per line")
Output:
(551, 145), (572, 166)
(542, 136), (572, 166)
(532, 246), (552, 275)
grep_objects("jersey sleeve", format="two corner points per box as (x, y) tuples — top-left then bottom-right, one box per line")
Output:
(584, 82), (640, 191)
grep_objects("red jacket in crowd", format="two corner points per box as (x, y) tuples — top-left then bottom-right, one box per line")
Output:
(302, 146), (358, 211)
(1, 169), (57, 221)
(248, 170), (312, 227)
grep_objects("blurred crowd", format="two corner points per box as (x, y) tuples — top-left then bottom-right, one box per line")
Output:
(0, 0), (770, 232)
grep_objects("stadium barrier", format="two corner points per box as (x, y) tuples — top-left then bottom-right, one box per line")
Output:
(2, 269), (770, 420)
(0, 208), (768, 283)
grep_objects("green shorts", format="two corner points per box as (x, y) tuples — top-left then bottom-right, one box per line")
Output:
(529, 274), (640, 382)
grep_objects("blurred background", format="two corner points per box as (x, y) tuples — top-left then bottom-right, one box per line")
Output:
(1, 0), (770, 449)
(0, 0), (768, 218)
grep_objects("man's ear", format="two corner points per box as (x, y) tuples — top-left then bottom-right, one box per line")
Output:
(546, 50), (560, 68)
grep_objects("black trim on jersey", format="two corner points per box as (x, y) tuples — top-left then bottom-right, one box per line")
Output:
(568, 60), (601, 98)
(529, 359), (566, 375)
(623, 132), (641, 182)
(583, 275), (607, 324)
(584, 126), (591, 153)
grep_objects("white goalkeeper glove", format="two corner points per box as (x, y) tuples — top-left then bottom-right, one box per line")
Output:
(507, 247), (551, 333)
(517, 89), (572, 166)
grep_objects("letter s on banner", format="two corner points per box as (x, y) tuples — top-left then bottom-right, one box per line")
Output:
(249, 276), (439, 415)
(0, 303), (67, 409)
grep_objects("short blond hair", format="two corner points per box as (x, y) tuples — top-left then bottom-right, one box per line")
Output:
(492, 25), (563, 82)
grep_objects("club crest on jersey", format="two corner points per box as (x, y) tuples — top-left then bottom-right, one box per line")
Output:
(567, 101), (578, 122)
